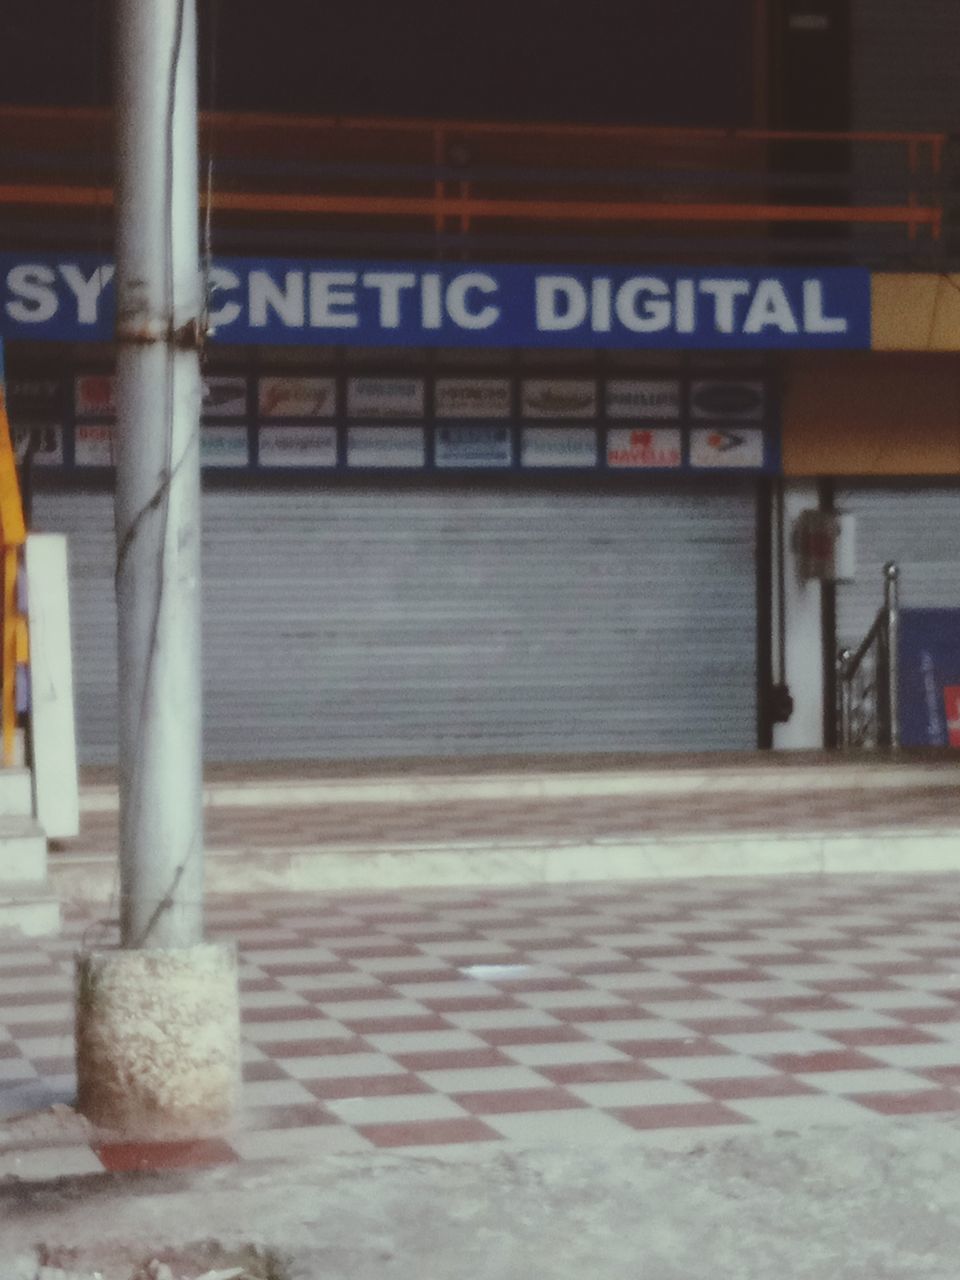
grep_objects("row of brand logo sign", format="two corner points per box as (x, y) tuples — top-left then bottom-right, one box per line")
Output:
(16, 423), (768, 471)
(9, 373), (767, 422)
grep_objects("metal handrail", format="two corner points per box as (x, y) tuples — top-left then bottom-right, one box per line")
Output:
(837, 562), (900, 750)
(0, 107), (948, 259)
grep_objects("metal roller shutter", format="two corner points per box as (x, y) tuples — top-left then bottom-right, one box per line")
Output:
(34, 480), (758, 763)
(835, 483), (960, 645)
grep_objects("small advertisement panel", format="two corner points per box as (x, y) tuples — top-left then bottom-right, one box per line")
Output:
(201, 425), (249, 467)
(347, 376), (425, 419)
(75, 375), (115, 418)
(12, 423), (64, 467)
(521, 379), (597, 419)
(690, 379), (765, 421)
(521, 427), (598, 468)
(689, 426), (765, 469)
(605, 379), (681, 420)
(258, 376), (337, 420)
(74, 424), (113, 466)
(6, 378), (61, 418)
(258, 425), (337, 468)
(606, 427), (682, 469)
(347, 425), (425, 468)
(435, 424), (512, 468)
(435, 378), (511, 419)
(202, 376), (248, 419)
(898, 609), (960, 748)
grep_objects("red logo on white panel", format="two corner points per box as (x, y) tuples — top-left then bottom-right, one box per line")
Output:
(606, 427), (681, 469)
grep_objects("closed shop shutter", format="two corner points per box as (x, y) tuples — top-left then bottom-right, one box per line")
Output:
(835, 483), (960, 645)
(33, 480), (758, 763)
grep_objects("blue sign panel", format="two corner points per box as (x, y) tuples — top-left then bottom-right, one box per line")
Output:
(898, 609), (960, 748)
(0, 254), (871, 350)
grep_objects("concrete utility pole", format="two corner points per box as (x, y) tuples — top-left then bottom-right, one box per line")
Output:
(74, 0), (239, 1139)
(113, 0), (204, 950)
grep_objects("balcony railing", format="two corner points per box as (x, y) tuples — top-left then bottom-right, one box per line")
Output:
(0, 106), (951, 265)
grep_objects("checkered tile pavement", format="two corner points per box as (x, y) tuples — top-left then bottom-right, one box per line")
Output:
(7, 873), (960, 1176)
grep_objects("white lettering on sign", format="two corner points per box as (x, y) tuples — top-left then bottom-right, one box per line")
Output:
(361, 272), (417, 328)
(249, 271), (305, 327)
(207, 266), (242, 329)
(59, 265), (115, 325)
(0, 258), (855, 344)
(531, 273), (848, 338)
(445, 273), (500, 330)
(421, 273), (443, 329)
(309, 271), (358, 328)
(614, 278), (672, 333)
(803, 279), (847, 333)
(5, 265), (58, 323)
(698, 279), (751, 333)
(743, 280), (798, 334)
(606, 427), (682, 469)
(535, 277), (589, 332)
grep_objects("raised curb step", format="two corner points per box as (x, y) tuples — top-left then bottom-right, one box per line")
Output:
(50, 827), (960, 902)
(78, 761), (960, 812)
(0, 881), (61, 937)
(0, 818), (51, 884)
(0, 768), (34, 819)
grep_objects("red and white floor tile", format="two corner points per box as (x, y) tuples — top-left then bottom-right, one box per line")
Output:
(7, 874), (960, 1175)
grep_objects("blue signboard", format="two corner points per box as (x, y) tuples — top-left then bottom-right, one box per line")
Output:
(0, 254), (871, 350)
(898, 609), (960, 748)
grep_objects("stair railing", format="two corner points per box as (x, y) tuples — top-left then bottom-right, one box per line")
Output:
(837, 561), (900, 750)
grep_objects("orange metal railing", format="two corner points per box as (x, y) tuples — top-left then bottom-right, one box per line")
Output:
(0, 107), (948, 254)
(0, 358), (28, 769)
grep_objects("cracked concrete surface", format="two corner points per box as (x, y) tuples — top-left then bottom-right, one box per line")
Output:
(4, 1118), (960, 1279)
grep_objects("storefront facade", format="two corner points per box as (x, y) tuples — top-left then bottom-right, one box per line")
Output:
(5, 254), (958, 763)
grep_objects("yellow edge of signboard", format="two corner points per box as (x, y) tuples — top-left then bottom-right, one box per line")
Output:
(871, 273), (960, 351)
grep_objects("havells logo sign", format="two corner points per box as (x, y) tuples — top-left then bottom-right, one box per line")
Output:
(0, 254), (871, 350)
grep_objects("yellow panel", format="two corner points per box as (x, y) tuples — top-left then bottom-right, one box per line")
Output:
(782, 353), (960, 477)
(872, 273), (960, 351)
(0, 391), (26, 547)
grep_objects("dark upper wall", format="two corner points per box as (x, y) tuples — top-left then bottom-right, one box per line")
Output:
(851, 0), (960, 130)
(4, 0), (757, 127)
(8, 2), (960, 133)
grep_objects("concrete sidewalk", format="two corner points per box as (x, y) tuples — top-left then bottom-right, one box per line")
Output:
(53, 752), (960, 899)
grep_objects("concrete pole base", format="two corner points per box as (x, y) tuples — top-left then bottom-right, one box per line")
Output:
(75, 942), (240, 1140)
